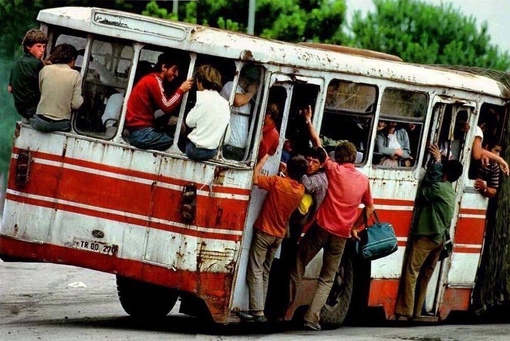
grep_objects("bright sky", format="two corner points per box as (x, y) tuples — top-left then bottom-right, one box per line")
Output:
(345, 0), (510, 54)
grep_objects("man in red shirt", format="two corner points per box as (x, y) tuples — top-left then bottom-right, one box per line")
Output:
(288, 110), (374, 331)
(238, 154), (307, 322)
(125, 52), (193, 151)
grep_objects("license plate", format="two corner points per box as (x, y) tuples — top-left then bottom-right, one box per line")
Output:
(73, 238), (118, 256)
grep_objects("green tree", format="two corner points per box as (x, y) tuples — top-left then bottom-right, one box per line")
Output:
(149, 0), (348, 43)
(349, 0), (510, 70)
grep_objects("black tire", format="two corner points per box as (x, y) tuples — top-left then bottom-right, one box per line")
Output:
(320, 254), (354, 329)
(116, 275), (178, 320)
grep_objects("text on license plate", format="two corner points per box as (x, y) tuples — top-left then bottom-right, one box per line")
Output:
(73, 238), (118, 256)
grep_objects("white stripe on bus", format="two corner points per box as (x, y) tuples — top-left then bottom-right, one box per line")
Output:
(30, 157), (250, 201)
(6, 189), (244, 237)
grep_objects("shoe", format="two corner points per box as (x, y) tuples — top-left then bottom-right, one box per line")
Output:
(395, 314), (411, 321)
(303, 320), (321, 331)
(237, 311), (267, 322)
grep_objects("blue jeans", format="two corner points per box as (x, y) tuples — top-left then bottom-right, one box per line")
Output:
(186, 141), (217, 161)
(30, 114), (71, 133)
(129, 127), (173, 151)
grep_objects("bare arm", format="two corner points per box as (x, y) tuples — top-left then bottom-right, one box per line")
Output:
(233, 83), (258, 107)
(351, 204), (375, 241)
(302, 105), (322, 147)
(253, 154), (269, 186)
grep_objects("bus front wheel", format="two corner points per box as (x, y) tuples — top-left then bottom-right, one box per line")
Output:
(116, 275), (178, 320)
(320, 254), (354, 329)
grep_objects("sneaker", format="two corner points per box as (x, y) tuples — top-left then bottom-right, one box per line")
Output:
(237, 311), (267, 323)
(303, 320), (321, 331)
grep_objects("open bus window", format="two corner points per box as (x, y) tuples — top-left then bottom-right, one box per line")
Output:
(322, 79), (377, 163)
(220, 64), (264, 162)
(120, 46), (191, 149)
(53, 34), (88, 71)
(285, 83), (320, 156)
(177, 54), (237, 154)
(374, 88), (428, 168)
(468, 103), (505, 180)
(74, 38), (133, 140)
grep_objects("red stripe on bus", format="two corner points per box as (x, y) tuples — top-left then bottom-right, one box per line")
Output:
(0, 236), (233, 323)
(12, 148), (251, 196)
(368, 278), (471, 320)
(5, 194), (244, 242)
(439, 287), (471, 318)
(373, 198), (414, 206)
(453, 216), (485, 245)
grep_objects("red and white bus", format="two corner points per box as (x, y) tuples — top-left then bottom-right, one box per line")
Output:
(1, 6), (508, 328)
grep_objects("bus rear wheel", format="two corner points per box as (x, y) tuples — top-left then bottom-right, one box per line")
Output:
(320, 254), (354, 329)
(116, 275), (178, 320)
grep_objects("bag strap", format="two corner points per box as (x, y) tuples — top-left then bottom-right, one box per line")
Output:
(364, 209), (380, 229)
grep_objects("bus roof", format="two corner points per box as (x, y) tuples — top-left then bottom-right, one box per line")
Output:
(38, 6), (510, 99)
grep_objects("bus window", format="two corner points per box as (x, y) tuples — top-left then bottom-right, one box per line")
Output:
(178, 54), (237, 154)
(468, 103), (505, 179)
(374, 88), (428, 168)
(220, 64), (264, 161)
(122, 46), (192, 148)
(322, 79), (377, 163)
(286, 83), (320, 155)
(54, 34), (88, 71)
(75, 39), (133, 139)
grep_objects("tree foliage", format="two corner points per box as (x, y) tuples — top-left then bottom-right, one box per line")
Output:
(349, 0), (510, 70)
(149, 0), (348, 44)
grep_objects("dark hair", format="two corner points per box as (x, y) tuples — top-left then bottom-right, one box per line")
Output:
(442, 160), (463, 183)
(48, 44), (78, 64)
(22, 29), (48, 52)
(154, 51), (187, 72)
(240, 65), (260, 84)
(265, 103), (280, 121)
(303, 146), (326, 164)
(334, 141), (357, 164)
(286, 155), (308, 181)
(195, 64), (222, 91)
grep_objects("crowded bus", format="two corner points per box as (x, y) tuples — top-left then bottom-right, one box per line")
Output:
(1, 6), (508, 329)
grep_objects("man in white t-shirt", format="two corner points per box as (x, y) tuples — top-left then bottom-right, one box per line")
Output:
(220, 66), (260, 160)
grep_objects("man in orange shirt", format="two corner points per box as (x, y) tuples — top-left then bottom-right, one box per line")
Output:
(238, 154), (307, 322)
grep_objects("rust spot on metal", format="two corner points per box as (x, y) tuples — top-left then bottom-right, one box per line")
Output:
(213, 166), (228, 185)
(240, 50), (254, 61)
(215, 207), (223, 226)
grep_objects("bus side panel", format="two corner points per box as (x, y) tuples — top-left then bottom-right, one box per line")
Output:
(1, 125), (252, 323)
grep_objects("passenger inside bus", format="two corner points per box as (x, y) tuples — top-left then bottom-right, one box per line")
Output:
(374, 120), (412, 167)
(471, 108), (509, 176)
(257, 103), (281, 161)
(184, 64), (230, 161)
(124, 52), (193, 151)
(221, 65), (261, 160)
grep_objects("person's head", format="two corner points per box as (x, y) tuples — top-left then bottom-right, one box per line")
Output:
(194, 64), (222, 91)
(22, 29), (48, 58)
(264, 103), (280, 125)
(48, 44), (78, 65)
(334, 141), (357, 164)
(484, 140), (502, 156)
(239, 65), (260, 86)
(155, 52), (186, 83)
(286, 155), (308, 181)
(441, 160), (463, 183)
(478, 109), (500, 134)
(303, 147), (326, 175)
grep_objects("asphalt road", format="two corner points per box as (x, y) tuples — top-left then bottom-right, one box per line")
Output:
(2, 261), (510, 341)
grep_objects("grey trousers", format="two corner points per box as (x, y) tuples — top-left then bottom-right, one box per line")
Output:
(246, 229), (283, 313)
(30, 114), (71, 133)
(289, 223), (347, 325)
